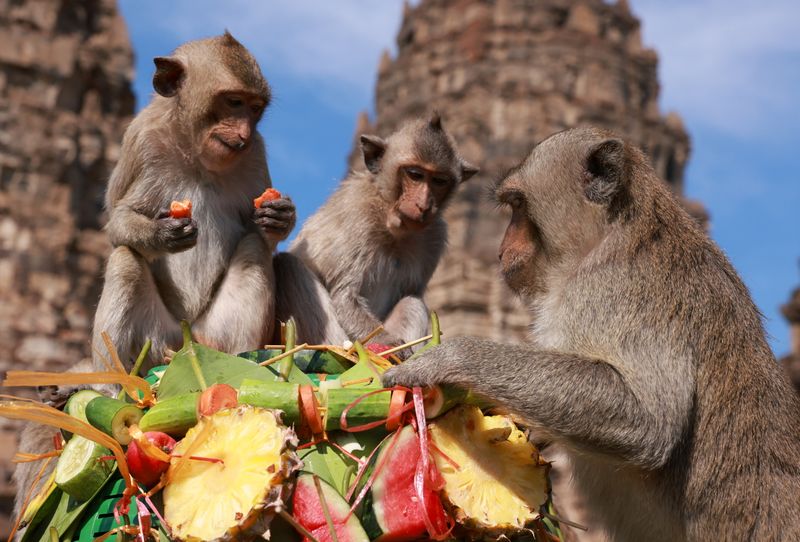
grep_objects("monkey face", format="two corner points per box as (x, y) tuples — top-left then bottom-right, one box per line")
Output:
(496, 178), (548, 296)
(199, 92), (267, 173)
(495, 129), (627, 296)
(388, 164), (454, 234)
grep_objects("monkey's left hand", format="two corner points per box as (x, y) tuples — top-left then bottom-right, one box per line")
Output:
(382, 336), (478, 389)
(254, 197), (296, 243)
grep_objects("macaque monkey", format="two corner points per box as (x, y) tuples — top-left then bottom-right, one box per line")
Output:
(95, 32), (294, 368)
(275, 113), (478, 349)
(384, 127), (800, 541)
(14, 33), (295, 525)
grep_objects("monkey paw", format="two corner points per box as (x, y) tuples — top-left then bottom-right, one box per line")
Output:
(37, 384), (83, 409)
(155, 210), (198, 252)
(382, 339), (472, 388)
(254, 197), (296, 242)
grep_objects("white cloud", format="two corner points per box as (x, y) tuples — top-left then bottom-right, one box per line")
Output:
(631, 0), (800, 141)
(148, 1), (406, 108)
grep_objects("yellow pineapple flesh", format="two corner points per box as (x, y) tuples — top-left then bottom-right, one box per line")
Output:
(163, 405), (298, 542)
(429, 405), (549, 535)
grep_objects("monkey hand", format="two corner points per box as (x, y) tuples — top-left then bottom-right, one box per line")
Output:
(382, 337), (477, 389)
(254, 196), (296, 243)
(155, 209), (198, 253)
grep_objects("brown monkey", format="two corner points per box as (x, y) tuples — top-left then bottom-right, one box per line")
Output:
(94, 32), (294, 368)
(275, 114), (478, 349)
(14, 33), (295, 526)
(384, 127), (800, 541)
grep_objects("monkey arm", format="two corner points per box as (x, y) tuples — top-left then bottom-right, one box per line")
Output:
(330, 288), (400, 343)
(106, 202), (197, 260)
(383, 337), (689, 470)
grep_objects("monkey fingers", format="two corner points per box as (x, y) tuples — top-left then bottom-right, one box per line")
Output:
(382, 342), (469, 388)
(155, 215), (198, 252)
(256, 196), (294, 211)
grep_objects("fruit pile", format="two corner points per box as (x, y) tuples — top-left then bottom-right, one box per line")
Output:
(2, 315), (557, 542)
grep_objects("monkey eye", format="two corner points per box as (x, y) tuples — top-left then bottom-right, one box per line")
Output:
(432, 176), (451, 187)
(405, 167), (425, 181)
(505, 194), (525, 210)
(225, 96), (244, 108)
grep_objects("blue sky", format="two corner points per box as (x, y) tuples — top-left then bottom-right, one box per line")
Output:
(118, 0), (799, 356)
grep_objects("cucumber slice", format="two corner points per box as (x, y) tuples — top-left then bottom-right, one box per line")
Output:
(85, 397), (143, 444)
(54, 436), (113, 502)
(138, 392), (199, 437)
(62, 390), (103, 441)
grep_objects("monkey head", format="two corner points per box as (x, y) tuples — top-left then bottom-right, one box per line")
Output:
(152, 32), (271, 173)
(495, 127), (636, 297)
(360, 113), (478, 237)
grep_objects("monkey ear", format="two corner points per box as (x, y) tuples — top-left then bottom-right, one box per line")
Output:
(428, 111), (443, 130)
(583, 138), (628, 205)
(153, 56), (185, 98)
(360, 134), (387, 175)
(460, 161), (479, 182)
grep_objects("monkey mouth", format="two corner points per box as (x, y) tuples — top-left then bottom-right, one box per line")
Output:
(398, 212), (430, 232)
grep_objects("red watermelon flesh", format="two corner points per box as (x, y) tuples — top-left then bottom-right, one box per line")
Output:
(364, 425), (449, 541)
(293, 473), (370, 542)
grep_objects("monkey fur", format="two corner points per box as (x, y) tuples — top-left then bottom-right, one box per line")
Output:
(13, 33), (296, 527)
(384, 127), (800, 541)
(275, 113), (478, 349)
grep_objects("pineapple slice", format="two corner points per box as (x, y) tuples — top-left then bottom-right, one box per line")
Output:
(163, 405), (299, 541)
(429, 405), (549, 536)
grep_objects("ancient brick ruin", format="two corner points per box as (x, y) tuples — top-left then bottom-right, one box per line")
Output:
(349, 0), (703, 341)
(0, 0), (134, 532)
(782, 285), (800, 391)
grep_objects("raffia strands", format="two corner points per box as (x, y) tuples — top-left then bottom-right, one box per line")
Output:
(3, 371), (153, 405)
(0, 400), (133, 491)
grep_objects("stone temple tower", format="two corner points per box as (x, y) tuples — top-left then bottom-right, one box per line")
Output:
(349, 0), (703, 341)
(0, 0), (134, 532)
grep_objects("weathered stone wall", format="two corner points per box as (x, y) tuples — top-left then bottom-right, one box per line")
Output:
(0, 0), (134, 533)
(349, 0), (704, 342)
(781, 284), (800, 391)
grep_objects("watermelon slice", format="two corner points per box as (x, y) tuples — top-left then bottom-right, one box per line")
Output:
(358, 425), (449, 541)
(293, 474), (370, 542)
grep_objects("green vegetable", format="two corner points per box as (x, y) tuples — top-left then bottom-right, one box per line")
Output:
(84, 397), (142, 444)
(53, 437), (113, 502)
(238, 379), (301, 425)
(62, 389), (103, 441)
(138, 392), (199, 437)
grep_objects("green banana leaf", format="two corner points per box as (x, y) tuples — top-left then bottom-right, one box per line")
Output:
(240, 348), (352, 374)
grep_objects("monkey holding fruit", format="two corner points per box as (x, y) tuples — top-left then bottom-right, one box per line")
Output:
(14, 33), (296, 523)
(384, 127), (800, 541)
(94, 32), (295, 368)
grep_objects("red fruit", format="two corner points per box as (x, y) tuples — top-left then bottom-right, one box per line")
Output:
(169, 199), (192, 219)
(197, 383), (238, 417)
(366, 343), (392, 357)
(126, 431), (176, 487)
(253, 187), (282, 208)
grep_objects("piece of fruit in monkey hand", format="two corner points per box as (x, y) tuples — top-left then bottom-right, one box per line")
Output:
(169, 199), (192, 219)
(254, 187), (282, 208)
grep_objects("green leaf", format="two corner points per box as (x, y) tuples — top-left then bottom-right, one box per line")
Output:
(240, 349), (351, 375)
(19, 486), (62, 542)
(337, 343), (385, 388)
(158, 342), (278, 400)
(27, 469), (116, 542)
(299, 430), (384, 497)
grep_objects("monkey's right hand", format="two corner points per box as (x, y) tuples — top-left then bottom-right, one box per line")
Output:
(155, 209), (198, 253)
(254, 197), (296, 243)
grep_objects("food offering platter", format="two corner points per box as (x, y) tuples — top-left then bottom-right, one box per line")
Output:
(3, 315), (560, 542)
